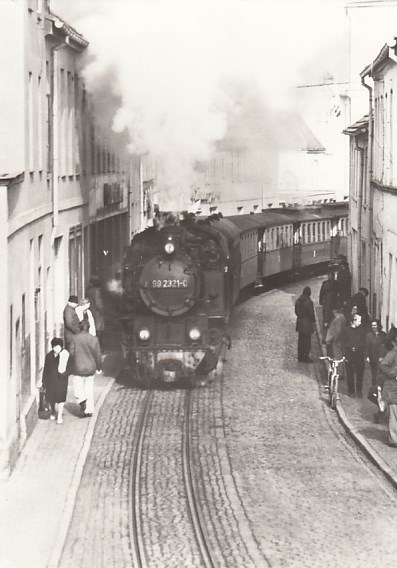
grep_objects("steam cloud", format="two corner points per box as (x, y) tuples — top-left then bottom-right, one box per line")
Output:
(54, 0), (347, 210)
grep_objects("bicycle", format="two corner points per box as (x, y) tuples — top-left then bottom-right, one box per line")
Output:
(319, 356), (346, 409)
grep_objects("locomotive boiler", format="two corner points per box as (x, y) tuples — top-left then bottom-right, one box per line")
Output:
(121, 214), (240, 387)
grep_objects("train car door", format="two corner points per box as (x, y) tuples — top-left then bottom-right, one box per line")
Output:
(257, 228), (265, 281)
(292, 222), (302, 274)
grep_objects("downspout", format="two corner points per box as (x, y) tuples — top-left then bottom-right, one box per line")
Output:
(139, 157), (144, 231)
(49, 38), (67, 339)
(50, 37), (68, 236)
(361, 73), (373, 304)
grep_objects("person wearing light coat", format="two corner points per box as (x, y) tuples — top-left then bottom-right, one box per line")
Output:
(379, 329), (397, 447)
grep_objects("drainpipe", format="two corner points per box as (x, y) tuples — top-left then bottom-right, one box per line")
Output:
(139, 157), (144, 231)
(50, 38), (69, 236)
(361, 73), (373, 307)
(49, 38), (67, 340)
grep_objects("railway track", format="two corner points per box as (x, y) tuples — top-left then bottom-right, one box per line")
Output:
(128, 388), (217, 568)
(182, 390), (217, 568)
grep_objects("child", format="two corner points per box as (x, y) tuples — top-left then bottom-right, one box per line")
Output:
(42, 338), (70, 424)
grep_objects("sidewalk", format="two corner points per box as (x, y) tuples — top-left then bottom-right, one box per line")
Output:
(312, 276), (397, 489)
(0, 351), (124, 568)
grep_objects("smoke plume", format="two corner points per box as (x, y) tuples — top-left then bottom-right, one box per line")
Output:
(53, 0), (347, 209)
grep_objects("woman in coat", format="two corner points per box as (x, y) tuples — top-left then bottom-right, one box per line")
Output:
(295, 286), (316, 362)
(42, 338), (70, 424)
(379, 329), (397, 446)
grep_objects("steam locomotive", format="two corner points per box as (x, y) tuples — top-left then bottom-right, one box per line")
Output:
(121, 203), (348, 387)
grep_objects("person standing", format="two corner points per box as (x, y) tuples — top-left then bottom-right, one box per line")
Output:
(365, 319), (387, 386)
(342, 314), (366, 397)
(86, 277), (105, 352)
(63, 295), (80, 350)
(325, 307), (347, 377)
(337, 260), (352, 305)
(42, 338), (70, 424)
(69, 319), (102, 418)
(295, 286), (316, 363)
(319, 272), (338, 342)
(379, 329), (397, 447)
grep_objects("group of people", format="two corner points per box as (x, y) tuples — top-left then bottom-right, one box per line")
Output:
(41, 277), (105, 425)
(295, 276), (397, 447)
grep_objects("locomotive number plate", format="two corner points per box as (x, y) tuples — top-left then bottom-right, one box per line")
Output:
(151, 279), (188, 288)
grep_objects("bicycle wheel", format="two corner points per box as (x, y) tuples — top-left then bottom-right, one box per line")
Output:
(330, 375), (339, 409)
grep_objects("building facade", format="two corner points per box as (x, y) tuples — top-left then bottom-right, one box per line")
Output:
(346, 36), (397, 329)
(0, 0), (141, 475)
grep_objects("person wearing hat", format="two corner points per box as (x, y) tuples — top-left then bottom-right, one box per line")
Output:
(42, 337), (70, 424)
(295, 286), (316, 362)
(63, 295), (80, 351)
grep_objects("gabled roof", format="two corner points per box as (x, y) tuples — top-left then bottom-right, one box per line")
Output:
(361, 38), (397, 79)
(343, 114), (369, 136)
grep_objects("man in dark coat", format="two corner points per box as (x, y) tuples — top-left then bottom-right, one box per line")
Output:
(295, 286), (316, 362)
(341, 313), (366, 397)
(319, 272), (338, 343)
(63, 295), (80, 350)
(336, 261), (352, 305)
(365, 319), (387, 385)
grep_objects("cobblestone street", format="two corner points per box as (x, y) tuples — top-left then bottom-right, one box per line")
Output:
(223, 277), (397, 567)
(56, 276), (397, 568)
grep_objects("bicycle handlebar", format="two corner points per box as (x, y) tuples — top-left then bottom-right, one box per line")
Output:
(319, 356), (346, 364)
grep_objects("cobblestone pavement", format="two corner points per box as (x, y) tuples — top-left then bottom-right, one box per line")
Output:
(61, 379), (265, 567)
(223, 277), (397, 568)
(60, 386), (204, 567)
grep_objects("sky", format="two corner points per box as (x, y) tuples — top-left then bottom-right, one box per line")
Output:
(51, 0), (351, 204)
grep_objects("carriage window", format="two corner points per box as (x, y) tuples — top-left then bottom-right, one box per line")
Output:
(302, 224), (306, 244)
(312, 223), (316, 242)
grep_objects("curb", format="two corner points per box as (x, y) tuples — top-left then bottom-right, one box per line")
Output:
(46, 376), (115, 568)
(314, 305), (397, 490)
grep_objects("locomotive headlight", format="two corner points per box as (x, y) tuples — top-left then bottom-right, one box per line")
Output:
(164, 242), (175, 254)
(189, 328), (201, 341)
(138, 328), (151, 341)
